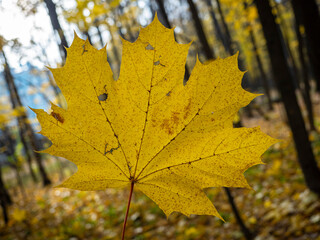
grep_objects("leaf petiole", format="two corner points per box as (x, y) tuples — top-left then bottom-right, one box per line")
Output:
(121, 180), (134, 240)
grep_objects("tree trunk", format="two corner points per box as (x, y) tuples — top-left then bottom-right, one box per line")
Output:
(255, 0), (320, 194)
(187, 0), (215, 59)
(2, 52), (51, 186)
(0, 198), (9, 225)
(244, 2), (273, 110)
(156, 0), (190, 80)
(43, 0), (68, 59)
(105, 22), (121, 67)
(156, 0), (171, 28)
(83, 30), (92, 45)
(18, 127), (38, 183)
(117, 5), (136, 43)
(1, 126), (27, 198)
(291, 0), (320, 92)
(214, 0), (254, 119)
(293, 5), (315, 131)
(224, 188), (253, 240)
(94, 20), (105, 48)
(0, 166), (12, 205)
(0, 166), (10, 225)
(23, 118), (51, 186)
(2, 64), (37, 183)
(125, 23), (136, 42)
(204, 0), (228, 54)
(14, 164), (26, 199)
(184, 0), (253, 236)
(273, 1), (300, 89)
(216, 0), (233, 54)
(215, 0), (247, 73)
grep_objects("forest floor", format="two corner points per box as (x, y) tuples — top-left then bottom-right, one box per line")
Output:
(1, 102), (320, 240)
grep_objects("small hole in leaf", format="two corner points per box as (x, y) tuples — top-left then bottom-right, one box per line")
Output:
(154, 61), (160, 65)
(166, 91), (171, 96)
(145, 44), (154, 50)
(98, 93), (108, 101)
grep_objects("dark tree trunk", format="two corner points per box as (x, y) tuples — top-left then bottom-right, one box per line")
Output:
(214, 0), (254, 119)
(14, 164), (26, 199)
(187, 0), (215, 59)
(95, 21), (105, 48)
(83, 31), (92, 45)
(0, 167), (10, 225)
(106, 22), (121, 68)
(156, 0), (171, 28)
(293, 5), (315, 131)
(0, 166), (12, 205)
(2, 64), (37, 183)
(125, 23), (136, 42)
(156, 0), (190, 80)
(149, 1), (156, 20)
(185, 0), (252, 236)
(291, 0), (320, 92)
(224, 188), (253, 240)
(216, 0), (233, 54)
(244, 2), (273, 110)
(205, 0), (228, 54)
(273, 1), (300, 89)
(19, 127), (38, 183)
(117, 26), (126, 40)
(43, 0), (68, 59)
(255, 0), (320, 194)
(1, 127), (27, 198)
(117, 5), (136, 43)
(0, 197), (9, 225)
(2, 52), (51, 186)
(215, 0), (247, 73)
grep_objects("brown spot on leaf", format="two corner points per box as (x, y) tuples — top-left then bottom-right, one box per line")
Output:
(172, 111), (180, 125)
(160, 119), (173, 135)
(183, 99), (192, 120)
(50, 112), (64, 123)
(151, 118), (157, 127)
(160, 112), (181, 135)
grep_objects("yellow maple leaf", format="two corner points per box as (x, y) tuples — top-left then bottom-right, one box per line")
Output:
(32, 16), (277, 219)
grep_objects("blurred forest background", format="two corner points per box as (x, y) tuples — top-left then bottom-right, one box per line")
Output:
(1, 0), (320, 239)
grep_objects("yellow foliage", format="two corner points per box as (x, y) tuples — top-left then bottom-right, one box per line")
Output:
(247, 6), (258, 22)
(110, 0), (121, 8)
(92, 4), (106, 17)
(264, 200), (272, 208)
(12, 208), (26, 222)
(248, 216), (257, 224)
(0, 105), (25, 128)
(266, 159), (282, 176)
(185, 227), (199, 237)
(33, 16), (277, 218)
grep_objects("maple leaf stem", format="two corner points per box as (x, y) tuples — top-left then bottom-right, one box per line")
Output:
(121, 180), (134, 240)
